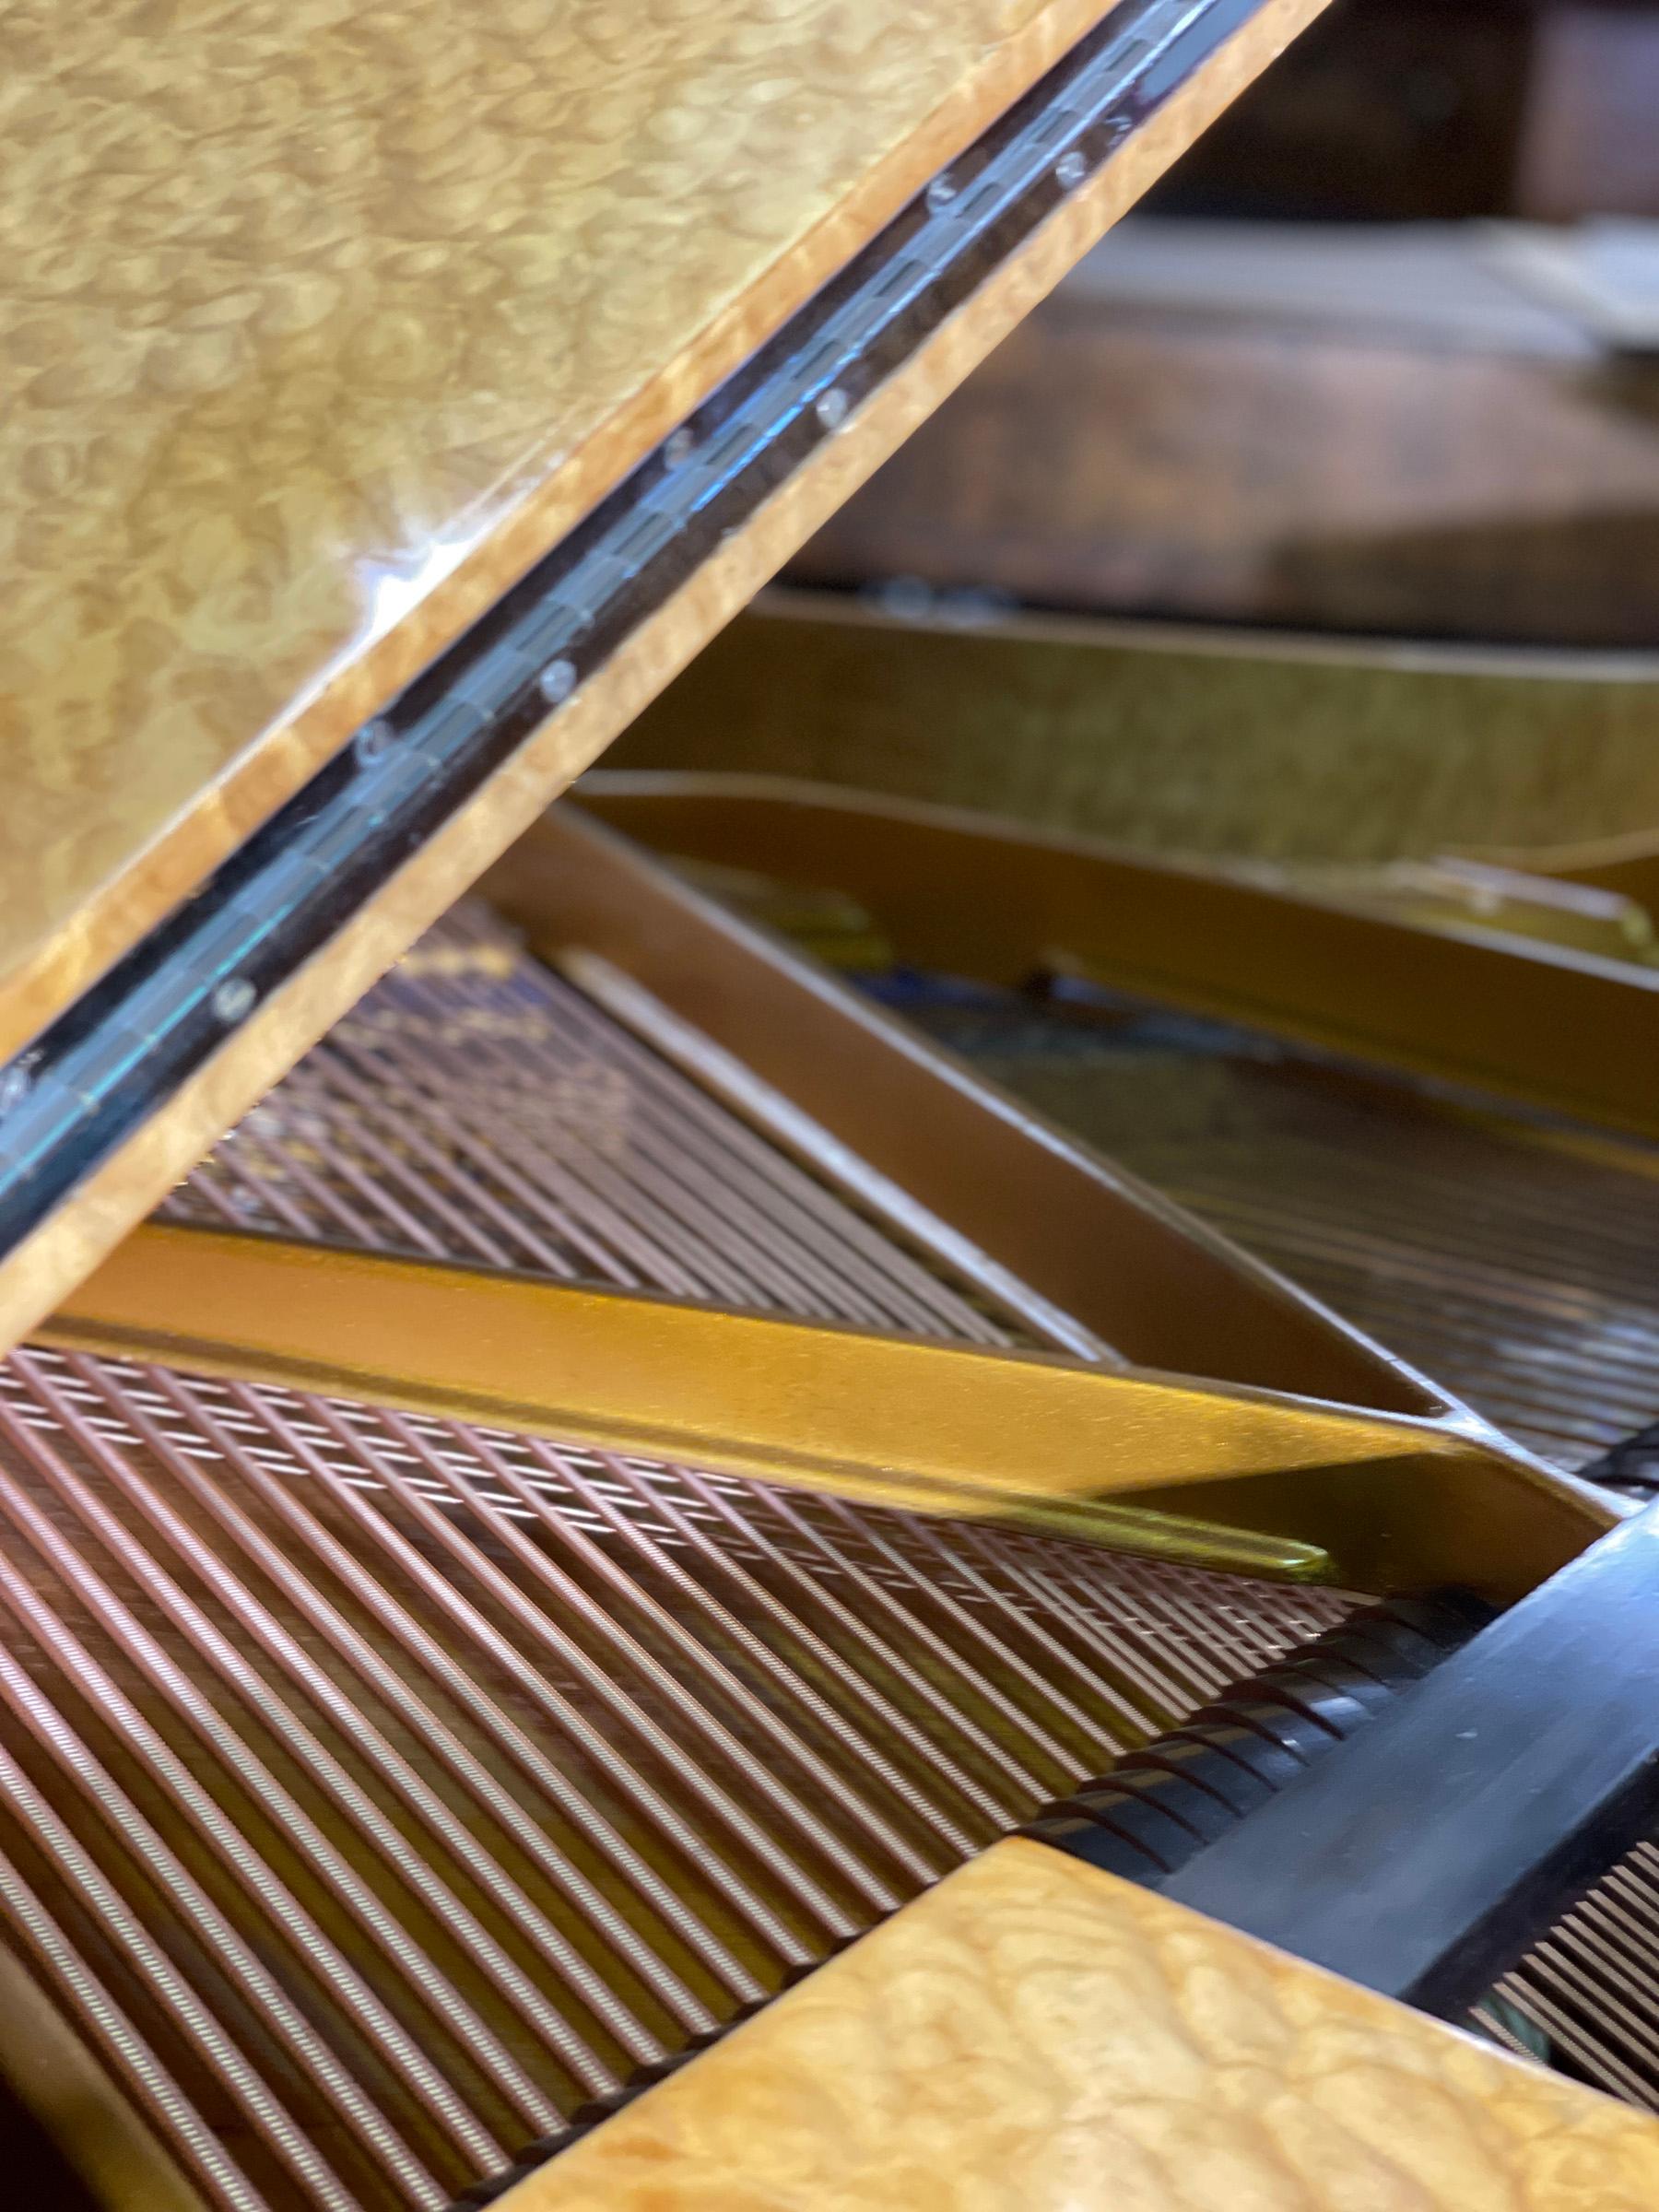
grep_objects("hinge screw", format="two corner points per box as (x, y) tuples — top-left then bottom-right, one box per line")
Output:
(0, 1061), (33, 1117)
(212, 977), (257, 1024)
(538, 658), (577, 706)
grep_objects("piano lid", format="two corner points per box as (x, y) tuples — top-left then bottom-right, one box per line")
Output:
(0, 0), (1328, 1349)
(3, 0), (1131, 1055)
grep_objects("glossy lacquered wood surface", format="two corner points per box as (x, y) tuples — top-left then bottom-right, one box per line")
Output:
(504, 1835), (1659, 2210)
(0, 0), (1335, 1357)
(0, 0), (1112, 1063)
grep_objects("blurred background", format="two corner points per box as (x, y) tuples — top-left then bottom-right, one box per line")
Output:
(782, 0), (1659, 651)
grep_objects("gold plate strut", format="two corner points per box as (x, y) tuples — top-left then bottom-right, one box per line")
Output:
(48, 1222), (1615, 1603)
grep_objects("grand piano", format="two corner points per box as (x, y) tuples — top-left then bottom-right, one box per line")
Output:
(6, 2), (1659, 2206)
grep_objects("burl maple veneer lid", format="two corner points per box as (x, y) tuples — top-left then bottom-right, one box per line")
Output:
(0, 0), (1115, 1063)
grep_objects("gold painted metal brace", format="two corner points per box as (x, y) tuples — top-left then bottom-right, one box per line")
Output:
(47, 1222), (1615, 1602)
(481, 804), (1452, 1417)
(571, 772), (1659, 1145)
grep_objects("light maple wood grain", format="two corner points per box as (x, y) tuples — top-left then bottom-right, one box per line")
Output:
(502, 1835), (1659, 2211)
(621, 594), (1659, 864)
(4, 0), (1332, 1357)
(1, 0), (1118, 1065)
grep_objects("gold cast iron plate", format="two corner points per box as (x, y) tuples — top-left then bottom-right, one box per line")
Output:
(45, 1223), (1617, 1602)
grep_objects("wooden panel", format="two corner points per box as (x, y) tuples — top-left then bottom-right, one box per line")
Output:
(1, 0), (1335, 1357)
(1518, 6), (1659, 220)
(1151, 0), (1532, 223)
(500, 1834), (1659, 2210)
(0, 0), (1120, 1066)
(787, 290), (1659, 646)
(619, 594), (1659, 863)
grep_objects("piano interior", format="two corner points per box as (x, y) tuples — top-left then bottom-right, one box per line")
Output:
(8, 1), (1659, 2207)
